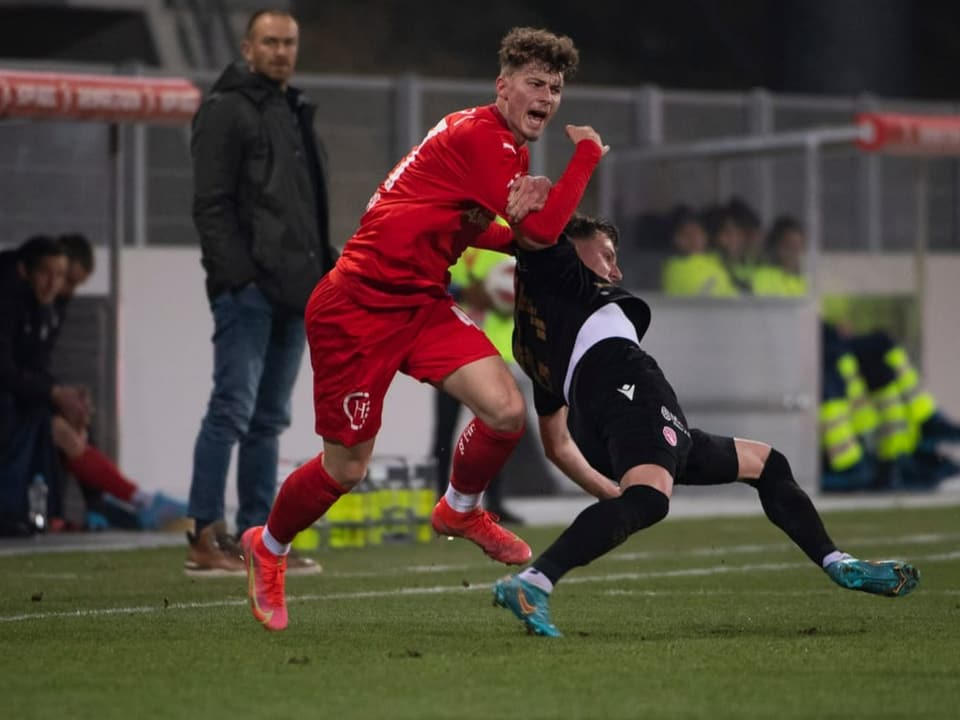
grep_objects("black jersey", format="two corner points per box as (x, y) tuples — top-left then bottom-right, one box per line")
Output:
(513, 235), (651, 415)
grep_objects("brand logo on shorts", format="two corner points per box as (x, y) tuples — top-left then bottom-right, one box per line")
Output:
(343, 391), (371, 431)
(451, 304), (477, 327)
(662, 426), (678, 447)
(660, 405), (690, 438)
(616, 383), (635, 401)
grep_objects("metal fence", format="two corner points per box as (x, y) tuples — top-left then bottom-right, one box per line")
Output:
(3, 63), (959, 257)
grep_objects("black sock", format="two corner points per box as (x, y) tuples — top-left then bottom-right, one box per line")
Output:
(534, 485), (670, 585)
(749, 449), (837, 565)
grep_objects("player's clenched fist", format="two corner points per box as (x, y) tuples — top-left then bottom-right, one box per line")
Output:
(565, 124), (609, 156)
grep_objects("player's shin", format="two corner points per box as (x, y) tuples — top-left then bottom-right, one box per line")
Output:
(533, 484), (669, 585)
(446, 417), (523, 511)
(266, 453), (347, 545)
(748, 448), (838, 565)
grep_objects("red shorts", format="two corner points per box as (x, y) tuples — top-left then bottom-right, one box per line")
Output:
(305, 269), (499, 446)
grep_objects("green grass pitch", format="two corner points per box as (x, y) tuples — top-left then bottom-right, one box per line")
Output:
(1, 504), (958, 719)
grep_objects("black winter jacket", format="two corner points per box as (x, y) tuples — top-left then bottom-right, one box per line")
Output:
(0, 276), (60, 414)
(191, 63), (336, 313)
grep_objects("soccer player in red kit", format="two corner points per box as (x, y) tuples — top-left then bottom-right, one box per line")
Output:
(241, 26), (608, 631)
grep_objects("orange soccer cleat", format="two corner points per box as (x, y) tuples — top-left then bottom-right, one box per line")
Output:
(431, 497), (532, 565)
(241, 526), (289, 631)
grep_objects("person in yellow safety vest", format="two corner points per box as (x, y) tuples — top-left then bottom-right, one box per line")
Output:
(845, 329), (960, 488)
(727, 196), (766, 290)
(752, 215), (958, 490)
(820, 323), (875, 491)
(750, 215), (809, 298)
(660, 205), (740, 297)
(430, 240), (558, 523)
(748, 216), (877, 489)
(742, 217), (864, 487)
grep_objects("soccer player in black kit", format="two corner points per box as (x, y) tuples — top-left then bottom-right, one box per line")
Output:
(493, 213), (921, 637)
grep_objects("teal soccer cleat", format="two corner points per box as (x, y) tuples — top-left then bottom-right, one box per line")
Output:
(825, 558), (920, 597)
(492, 575), (562, 637)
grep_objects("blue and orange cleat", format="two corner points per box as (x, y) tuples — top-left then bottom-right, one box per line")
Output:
(825, 557), (920, 597)
(240, 526), (289, 631)
(432, 498), (531, 565)
(492, 575), (561, 637)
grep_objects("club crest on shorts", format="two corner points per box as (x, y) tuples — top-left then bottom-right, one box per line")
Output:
(343, 391), (371, 431)
(662, 425), (678, 447)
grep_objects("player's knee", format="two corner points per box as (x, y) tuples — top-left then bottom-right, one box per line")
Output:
(322, 455), (368, 490)
(485, 388), (526, 433)
(753, 448), (797, 490)
(621, 484), (670, 531)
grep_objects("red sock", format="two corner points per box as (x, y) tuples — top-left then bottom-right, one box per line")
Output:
(267, 453), (346, 544)
(449, 418), (524, 495)
(66, 446), (138, 503)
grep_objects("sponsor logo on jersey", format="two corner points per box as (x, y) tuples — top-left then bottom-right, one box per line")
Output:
(660, 405), (690, 437)
(662, 426), (678, 447)
(343, 391), (371, 431)
(616, 383), (635, 401)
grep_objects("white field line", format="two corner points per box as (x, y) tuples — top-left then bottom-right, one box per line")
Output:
(327, 532), (960, 578)
(19, 535), (954, 582)
(2, 547), (957, 625)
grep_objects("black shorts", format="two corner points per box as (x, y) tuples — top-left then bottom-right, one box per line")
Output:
(567, 338), (738, 486)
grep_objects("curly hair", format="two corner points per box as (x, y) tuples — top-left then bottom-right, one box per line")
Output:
(564, 213), (619, 247)
(498, 27), (579, 77)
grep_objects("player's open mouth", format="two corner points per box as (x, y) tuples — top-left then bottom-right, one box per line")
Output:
(527, 110), (548, 127)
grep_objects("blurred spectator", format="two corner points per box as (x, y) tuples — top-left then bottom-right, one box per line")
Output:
(727, 196), (765, 289)
(0, 236), (186, 535)
(750, 215), (808, 296)
(822, 325), (960, 492)
(750, 216), (959, 491)
(701, 202), (751, 293)
(660, 205), (739, 297)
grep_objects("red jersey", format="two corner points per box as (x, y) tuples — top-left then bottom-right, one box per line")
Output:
(336, 103), (602, 308)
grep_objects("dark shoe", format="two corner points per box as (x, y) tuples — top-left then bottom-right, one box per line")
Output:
(286, 549), (322, 576)
(184, 520), (246, 577)
(921, 412), (960, 444)
(899, 451), (960, 490)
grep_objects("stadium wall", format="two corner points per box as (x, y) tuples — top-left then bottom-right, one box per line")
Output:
(110, 248), (960, 502)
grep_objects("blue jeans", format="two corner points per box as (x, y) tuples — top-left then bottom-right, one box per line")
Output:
(189, 284), (305, 534)
(0, 404), (62, 534)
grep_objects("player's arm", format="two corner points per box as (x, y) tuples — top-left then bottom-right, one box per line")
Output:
(539, 406), (620, 500)
(463, 124), (606, 247)
(512, 126), (606, 245)
(472, 176), (559, 253)
(470, 214), (516, 254)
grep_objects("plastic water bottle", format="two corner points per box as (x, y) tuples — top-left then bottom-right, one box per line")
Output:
(27, 475), (48, 532)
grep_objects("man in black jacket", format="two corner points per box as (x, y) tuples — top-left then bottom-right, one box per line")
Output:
(186, 8), (335, 576)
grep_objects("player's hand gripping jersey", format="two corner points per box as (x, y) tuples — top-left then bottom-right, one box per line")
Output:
(336, 105), (602, 308)
(513, 236), (652, 414)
